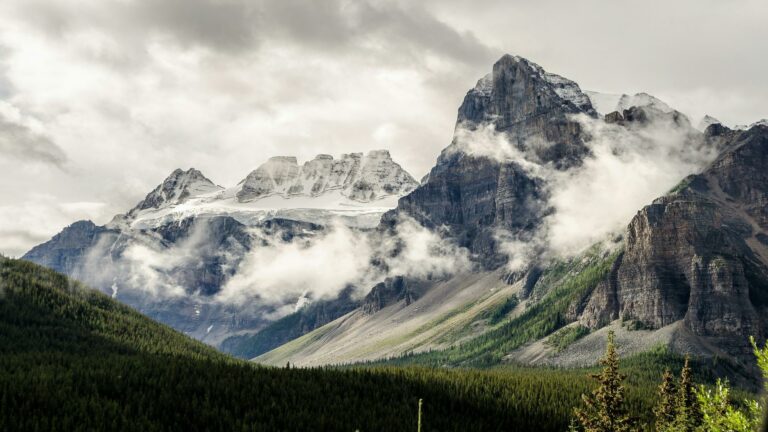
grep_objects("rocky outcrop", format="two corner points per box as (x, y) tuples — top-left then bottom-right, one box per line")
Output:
(129, 168), (222, 215)
(384, 54), (595, 268)
(456, 54), (594, 168)
(236, 150), (418, 203)
(22, 220), (112, 275)
(580, 125), (768, 356)
(361, 276), (429, 315)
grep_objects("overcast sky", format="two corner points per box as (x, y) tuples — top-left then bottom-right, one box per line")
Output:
(1, 0), (766, 257)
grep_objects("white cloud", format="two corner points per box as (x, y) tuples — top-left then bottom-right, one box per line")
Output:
(217, 221), (372, 304)
(545, 112), (718, 255)
(451, 108), (719, 268)
(214, 215), (471, 318)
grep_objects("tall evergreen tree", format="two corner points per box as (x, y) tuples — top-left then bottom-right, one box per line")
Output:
(672, 356), (701, 431)
(573, 331), (635, 432)
(654, 369), (677, 432)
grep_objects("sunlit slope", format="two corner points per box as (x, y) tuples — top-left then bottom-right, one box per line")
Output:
(256, 246), (621, 367)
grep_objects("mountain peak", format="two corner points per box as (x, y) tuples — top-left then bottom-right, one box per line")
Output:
(129, 168), (222, 215)
(458, 53), (596, 128)
(735, 119), (768, 131)
(697, 115), (722, 131)
(236, 150), (418, 203)
(616, 92), (674, 114)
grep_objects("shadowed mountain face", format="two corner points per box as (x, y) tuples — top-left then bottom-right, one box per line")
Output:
(383, 55), (597, 269)
(580, 125), (768, 357)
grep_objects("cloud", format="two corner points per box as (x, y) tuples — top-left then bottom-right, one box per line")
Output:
(217, 221), (372, 305)
(0, 102), (66, 166)
(1, 0), (766, 278)
(217, 215), (472, 313)
(378, 215), (473, 280)
(65, 211), (471, 322)
(12, 0), (493, 68)
(450, 106), (719, 268)
(545, 112), (717, 255)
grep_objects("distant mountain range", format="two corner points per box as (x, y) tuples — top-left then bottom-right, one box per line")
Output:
(23, 150), (418, 349)
(24, 54), (768, 372)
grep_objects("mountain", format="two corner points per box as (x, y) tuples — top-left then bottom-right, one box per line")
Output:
(21, 52), (768, 373)
(697, 115), (722, 131)
(236, 150), (416, 203)
(736, 119), (768, 130)
(383, 54), (597, 269)
(579, 123), (768, 358)
(119, 150), (418, 230)
(254, 54), (768, 370)
(23, 150), (419, 351)
(128, 168), (223, 216)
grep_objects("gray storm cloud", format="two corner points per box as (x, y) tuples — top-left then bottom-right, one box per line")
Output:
(0, 103), (66, 167)
(0, 0), (766, 259)
(14, 0), (494, 66)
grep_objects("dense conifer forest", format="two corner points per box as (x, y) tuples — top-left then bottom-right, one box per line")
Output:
(0, 257), (762, 431)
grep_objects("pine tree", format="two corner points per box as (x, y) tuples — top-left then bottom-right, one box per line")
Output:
(653, 369), (676, 432)
(672, 356), (701, 432)
(572, 330), (635, 432)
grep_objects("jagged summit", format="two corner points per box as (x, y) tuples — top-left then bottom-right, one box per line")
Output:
(113, 150), (419, 230)
(459, 54), (596, 129)
(388, 54), (599, 268)
(616, 92), (673, 113)
(697, 115), (722, 131)
(585, 91), (675, 116)
(735, 119), (768, 131)
(236, 150), (418, 203)
(129, 168), (222, 216)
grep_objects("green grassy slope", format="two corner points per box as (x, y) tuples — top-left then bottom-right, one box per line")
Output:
(376, 248), (621, 367)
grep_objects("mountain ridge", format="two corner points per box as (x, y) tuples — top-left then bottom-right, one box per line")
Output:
(252, 55), (768, 368)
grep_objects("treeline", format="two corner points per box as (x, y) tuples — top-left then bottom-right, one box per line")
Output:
(0, 257), (763, 431)
(569, 331), (766, 432)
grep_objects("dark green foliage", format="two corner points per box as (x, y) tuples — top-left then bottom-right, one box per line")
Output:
(668, 177), (692, 195)
(0, 257), (759, 431)
(485, 294), (519, 324)
(0, 257), (654, 431)
(382, 250), (621, 367)
(654, 369), (677, 431)
(673, 356), (703, 431)
(547, 325), (591, 352)
(622, 318), (654, 331)
(573, 331), (636, 432)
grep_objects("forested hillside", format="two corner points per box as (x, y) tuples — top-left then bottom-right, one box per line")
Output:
(0, 257), (756, 431)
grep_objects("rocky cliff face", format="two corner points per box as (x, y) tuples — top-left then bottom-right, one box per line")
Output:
(361, 276), (430, 315)
(23, 220), (112, 276)
(236, 150), (418, 203)
(579, 125), (768, 356)
(129, 168), (222, 215)
(384, 54), (595, 268)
